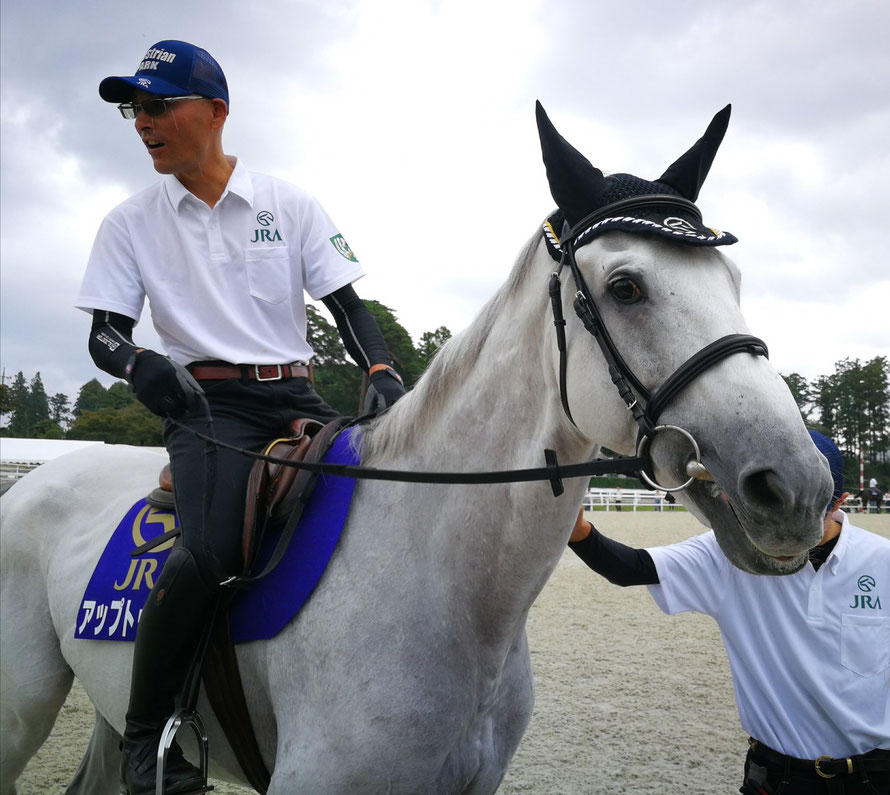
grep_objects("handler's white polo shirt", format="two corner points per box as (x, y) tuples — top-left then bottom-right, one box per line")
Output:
(76, 158), (364, 366)
(647, 512), (890, 758)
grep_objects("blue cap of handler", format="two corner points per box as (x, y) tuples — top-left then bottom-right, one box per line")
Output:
(808, 430), (845, 512)
(99, 40), (229, 109)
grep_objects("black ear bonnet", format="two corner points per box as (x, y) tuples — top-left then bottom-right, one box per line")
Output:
(537, 102), (737, 261)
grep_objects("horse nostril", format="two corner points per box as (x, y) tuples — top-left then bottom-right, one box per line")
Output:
(740, 469), (795, 516)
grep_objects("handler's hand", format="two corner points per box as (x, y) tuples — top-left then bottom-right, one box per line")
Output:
(569, 507), (592, 543)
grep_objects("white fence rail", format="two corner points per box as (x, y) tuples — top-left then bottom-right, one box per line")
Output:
(583, 488), (683, 512)
(583, 488), (888, 513)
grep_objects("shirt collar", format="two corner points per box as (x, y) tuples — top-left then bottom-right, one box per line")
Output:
(824, 510), (851, 573)
(163, 156), (254, 211)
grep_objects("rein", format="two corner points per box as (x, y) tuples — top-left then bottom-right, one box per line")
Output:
(169, 417), (648, 498)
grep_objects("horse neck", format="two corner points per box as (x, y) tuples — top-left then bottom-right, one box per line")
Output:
(359, 235), (598, 644)
(364, 235), (593, 466)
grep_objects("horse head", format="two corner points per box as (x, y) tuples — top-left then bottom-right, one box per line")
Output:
(537, 102), (834, 575)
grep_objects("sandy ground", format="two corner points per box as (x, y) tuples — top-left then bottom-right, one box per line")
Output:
(12, 511), (890, 794)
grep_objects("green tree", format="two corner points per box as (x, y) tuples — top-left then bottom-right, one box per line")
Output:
(7, 372), (32, 436)
(0, 382), (16, 415)
(305, 304), (363, 414)
(107, 381), (136, 409)
(73, 378), (111, 417)
(32, 419), (64, 439)
(306, 304), (348, 365)
(49, 393), (71, 428)
(781, 372), (811, 423)
(313, 364), (364, 415)
(417, 326), (452, 372)
(811, 356), (890, 490)
(67, 402), (163, 445)
(364, 300), (421, 384)
(28, 373), (51, 426)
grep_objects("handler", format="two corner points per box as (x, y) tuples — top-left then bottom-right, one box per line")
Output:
(569, 431), (889, 794)
(76, 40), (404, 795)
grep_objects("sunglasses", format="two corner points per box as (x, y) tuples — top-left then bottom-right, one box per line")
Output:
(117, 94), (206, 120)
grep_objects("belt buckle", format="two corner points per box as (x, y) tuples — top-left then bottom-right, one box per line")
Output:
(815, 755), (837, 779)
(255, 364), (283, 382)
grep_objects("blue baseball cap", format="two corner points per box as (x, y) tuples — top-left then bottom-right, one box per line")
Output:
(809, 430), (844, 511)
(99, 40), (229, 109)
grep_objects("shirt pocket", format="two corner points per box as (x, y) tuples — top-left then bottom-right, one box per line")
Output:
(840, 612), (890, 677)
(244, 246), (291, 304)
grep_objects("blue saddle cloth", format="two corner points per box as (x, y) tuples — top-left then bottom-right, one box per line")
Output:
(75, 427), (359, 643)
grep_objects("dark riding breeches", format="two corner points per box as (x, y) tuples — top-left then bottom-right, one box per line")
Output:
(162, 376), (340, 588)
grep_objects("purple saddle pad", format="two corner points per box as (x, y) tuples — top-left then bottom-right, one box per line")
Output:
(75, 426), (359, 643)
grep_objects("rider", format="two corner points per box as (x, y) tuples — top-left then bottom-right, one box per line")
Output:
(568, 431), (890, 794)
(76, 40), (405, 795)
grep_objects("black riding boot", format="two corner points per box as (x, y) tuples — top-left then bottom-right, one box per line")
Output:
(120, 547), (216, 795)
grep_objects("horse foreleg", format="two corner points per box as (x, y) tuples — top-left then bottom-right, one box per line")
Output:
(65, 710), (122, 795)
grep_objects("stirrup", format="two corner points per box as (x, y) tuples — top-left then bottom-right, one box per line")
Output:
(156, 708), (214, 795)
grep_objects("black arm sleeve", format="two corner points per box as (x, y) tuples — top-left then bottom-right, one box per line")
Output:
(568, 525), (660, 586)
(321, 284), (391, 372)
(88, 310), (140, 381)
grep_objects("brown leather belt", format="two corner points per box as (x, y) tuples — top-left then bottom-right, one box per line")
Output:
(187, 363), (309, 382)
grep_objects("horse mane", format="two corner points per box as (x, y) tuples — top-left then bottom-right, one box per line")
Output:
(357, 229), (545, 463)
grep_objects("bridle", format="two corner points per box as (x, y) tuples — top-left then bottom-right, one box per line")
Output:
(173, 195), (769, 501)
(547, 195), (769, 492)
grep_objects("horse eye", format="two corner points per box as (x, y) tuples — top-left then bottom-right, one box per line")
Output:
(610, 278), (642, 304)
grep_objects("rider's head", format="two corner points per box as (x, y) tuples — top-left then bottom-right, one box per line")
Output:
(99, 40), (229, 110)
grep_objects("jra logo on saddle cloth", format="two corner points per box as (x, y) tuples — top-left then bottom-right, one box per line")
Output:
(75, 428), (360, 643)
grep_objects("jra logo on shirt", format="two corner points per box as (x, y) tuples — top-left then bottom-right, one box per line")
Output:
(250, 210), (283, 243)
(850, 574), (882, 609)
(250, 228), (283, 242)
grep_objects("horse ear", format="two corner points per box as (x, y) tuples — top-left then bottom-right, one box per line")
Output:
(657, 104), (732, 202)
(536, 101), (608, 226)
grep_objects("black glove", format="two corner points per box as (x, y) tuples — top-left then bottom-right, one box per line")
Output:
(363, 367), (406, 414)
(129, 351), (205, 418)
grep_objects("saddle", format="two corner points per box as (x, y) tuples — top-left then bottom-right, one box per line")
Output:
(142, 417), (347, 571)
(141, 416), (351, 794)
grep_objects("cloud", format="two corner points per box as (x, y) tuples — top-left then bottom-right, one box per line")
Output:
(1, 0), (887, 405)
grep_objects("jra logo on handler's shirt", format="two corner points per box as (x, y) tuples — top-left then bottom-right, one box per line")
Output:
(850, 574), (882, 609)
(250, 209), (283, 243)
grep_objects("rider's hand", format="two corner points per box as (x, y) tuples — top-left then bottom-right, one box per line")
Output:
(129, 351), (205, 419)
(364, 366), (406, 414)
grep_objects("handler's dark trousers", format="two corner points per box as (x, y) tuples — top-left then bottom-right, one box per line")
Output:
(122, 372), (340, 793)
(741, 739), (890, 795)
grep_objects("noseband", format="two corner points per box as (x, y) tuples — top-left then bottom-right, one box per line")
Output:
(548, 197), (769, 492)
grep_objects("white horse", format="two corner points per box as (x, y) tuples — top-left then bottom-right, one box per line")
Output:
(1, 105), (832, 794)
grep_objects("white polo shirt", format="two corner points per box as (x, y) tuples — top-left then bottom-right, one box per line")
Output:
(647, 512), (890, 758)
(76, 158), (364, 365)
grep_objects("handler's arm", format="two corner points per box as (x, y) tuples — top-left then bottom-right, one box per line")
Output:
(568, 509), (659, 586)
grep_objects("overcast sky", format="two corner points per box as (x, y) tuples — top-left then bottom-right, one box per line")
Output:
(1, 0), (888, 403)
